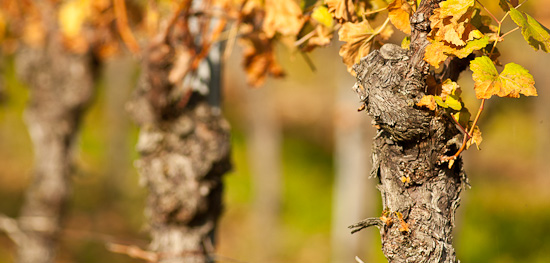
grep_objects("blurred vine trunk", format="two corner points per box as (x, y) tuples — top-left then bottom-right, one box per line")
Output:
(245, 86), (282, 262)
(350, 1), (468, 262)
(127, 5), (231, 261)
(13, 11), (95, 263)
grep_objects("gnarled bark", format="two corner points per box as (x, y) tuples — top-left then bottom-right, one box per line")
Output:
(350, 1), (467, 262)
(127, 34), (231, 262)
(14, 38), (95, 263)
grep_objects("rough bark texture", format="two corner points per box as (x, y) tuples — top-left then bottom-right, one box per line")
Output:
(14, 39), (95, 263)
(351, 1), (467, 262)
(127, 38), (231, 262)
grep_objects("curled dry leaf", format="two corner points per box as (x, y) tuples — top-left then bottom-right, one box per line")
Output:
(416, 95), (436, 111)
(240, 33), (285, 87)
(388, 0), (411, 34)
(326, 0), (357, 23)
(263, 0), (304, 38)
(466, 125), (482, 150)
(338, 20), (374, 72)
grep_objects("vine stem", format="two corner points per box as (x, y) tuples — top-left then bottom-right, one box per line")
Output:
(113, 0), (141, 54)
(475, 0), (500, 24)
(362, 17), (391, 48)
(443, 98), (485, 162)
(362, 6), (389, 17)
(500, 26), (520, 40)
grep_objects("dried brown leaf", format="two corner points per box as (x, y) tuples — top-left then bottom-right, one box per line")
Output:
(263, 0), (304, 38)
(325, 0), (357, 23)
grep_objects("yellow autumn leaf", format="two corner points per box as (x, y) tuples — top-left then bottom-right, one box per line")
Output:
(424, 36), (489, 67)
(338, 20), (374, 71)
(263, 0), (304, 38)
(388, 0), (411, 34)
(470, 56), (537, 99)
(438, 0), (475, 23)
(325, 0), (357, 23)
(466, 125), (482, 150)
(416, 95), (436, 110)
(59, 0), (90, 38)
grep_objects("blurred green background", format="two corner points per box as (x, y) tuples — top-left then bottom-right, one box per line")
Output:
(1, 1), (550, 263)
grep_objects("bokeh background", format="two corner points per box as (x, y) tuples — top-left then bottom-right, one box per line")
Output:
(1, 1), (550, 262)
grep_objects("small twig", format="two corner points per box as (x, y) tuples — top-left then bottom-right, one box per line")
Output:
(300, 52), (317, 72)
(294, 24), (341, 47)
(443, 98), (486, 162)
(355, 256), (366, 263)
(113, 0), (140, 54)
(294, 30), (317, 47)
(362, 6), (389, 17)
(349, 217), (383, 234)
(361, 17), (391, 49)
(499, 26), (520, 40)
(475, 0), (500, 24)
(445, 112), (472, 140)
(107, 243), (159, 262)
(0, 213), (24, 246)
(223, 21), (240, 60)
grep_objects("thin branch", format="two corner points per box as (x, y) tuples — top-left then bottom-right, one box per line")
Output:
(300, 52), (317, 72)
(113, 0), (140, 54)
(349, 217), (383, 234)
(0, 213), (24, 246)
(223, 21), (239, 60)
(500, 26), (520, 40)
(475, 0), (500, 24)
(294, 30), (317, 47)
(442, 98), (486, 162)
(107, 243), (159, 262)
(362, 6), (389, 18)
(362, 17), (391, 48)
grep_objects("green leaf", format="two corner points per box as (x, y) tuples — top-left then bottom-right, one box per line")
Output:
(452, 35), (489, 58)
(453, 108), (471, 129)
(434, 96), (448, 108)
(470, 56), (537, 99)
(312, 6), (333, 28)
(498, 63), (537, 98)
(446, 94), (462, 110)
(509, 7), (550, 52)
(401, 36), (410, 49)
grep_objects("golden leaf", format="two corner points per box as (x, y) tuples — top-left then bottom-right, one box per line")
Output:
(388, 0), (411, 34)
(338, 20), (374, 71)
(416, 95), (436, 111)
(22, 17), (45, 47)
(59, 0), (90, 38)
(470, 56), (537, 99)
(263, 0), (304, 38)
(325, 0), (357, 23)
